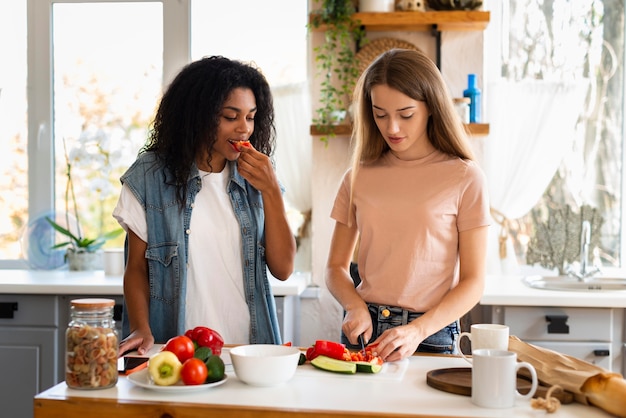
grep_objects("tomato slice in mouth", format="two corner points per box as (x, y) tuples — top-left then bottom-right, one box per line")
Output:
(228, 140), (251, 152)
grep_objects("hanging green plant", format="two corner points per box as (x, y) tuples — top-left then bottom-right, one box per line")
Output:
(308, 0), (367, 142)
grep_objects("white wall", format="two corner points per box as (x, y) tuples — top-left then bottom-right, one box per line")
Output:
(298, 2), (494, 347)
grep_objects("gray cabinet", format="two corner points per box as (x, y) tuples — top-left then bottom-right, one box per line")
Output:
(488, 305), (625, 374)
(0, 294), (58, 418)
(0, 293), (122, 418)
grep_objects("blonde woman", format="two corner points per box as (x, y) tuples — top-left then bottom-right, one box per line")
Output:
(326, 49), (490, 362)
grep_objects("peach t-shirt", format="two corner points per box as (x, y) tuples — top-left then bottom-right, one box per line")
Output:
(330, 150), (490, 313)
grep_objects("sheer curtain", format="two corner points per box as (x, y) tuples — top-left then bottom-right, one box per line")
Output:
(271, 82), (312, 271)
(485, 80), (589, 274)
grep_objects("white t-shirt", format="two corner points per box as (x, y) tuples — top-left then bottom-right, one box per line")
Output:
(113, 165), (251, 344)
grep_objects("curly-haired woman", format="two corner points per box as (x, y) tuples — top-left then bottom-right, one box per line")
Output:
(114, 56), (296, 356)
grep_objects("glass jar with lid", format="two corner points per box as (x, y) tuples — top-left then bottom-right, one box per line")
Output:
(453, 97), (471, 124)
(65, 298), (118, 389)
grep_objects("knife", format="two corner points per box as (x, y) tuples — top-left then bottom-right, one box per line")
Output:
(358, 334), (366, 356)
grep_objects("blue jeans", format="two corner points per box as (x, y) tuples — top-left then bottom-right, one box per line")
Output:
(341, 303), (459, 354)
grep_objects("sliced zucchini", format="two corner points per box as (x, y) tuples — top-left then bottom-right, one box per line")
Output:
(311, 355), (356, 374)
(355, 361), (383, 374)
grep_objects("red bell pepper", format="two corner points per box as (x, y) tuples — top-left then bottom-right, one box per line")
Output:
(313, 340), (347, 361)
(184, 326), (225, 356)
(306, 346), (318, 361)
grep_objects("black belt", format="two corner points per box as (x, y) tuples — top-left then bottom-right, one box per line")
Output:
(367, 303), (423, 326)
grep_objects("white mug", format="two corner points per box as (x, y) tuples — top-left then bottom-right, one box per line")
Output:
(104, 248), (125, 276)
(456, 323), (509, 363)
(471, 349), (538, 408)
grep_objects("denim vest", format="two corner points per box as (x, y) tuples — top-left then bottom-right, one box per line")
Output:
(120, 152), (281, 344)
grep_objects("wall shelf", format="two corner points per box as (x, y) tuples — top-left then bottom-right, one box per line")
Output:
(309, 11), (490, 32)
(309, 10), (491, 138)
(310, 123), (489, 137)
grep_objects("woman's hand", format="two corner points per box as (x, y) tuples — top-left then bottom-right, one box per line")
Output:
(236, 143), (296, 280)
(236, 144), (280, 194)
(342, 304), (373, 346)
(118, 328), (155, 357)
(370, 324), (422, 362)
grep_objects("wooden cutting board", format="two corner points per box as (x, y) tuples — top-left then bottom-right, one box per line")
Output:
(426, 367), (574, 404)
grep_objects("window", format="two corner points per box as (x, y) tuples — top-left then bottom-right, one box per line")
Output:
(0, 2), (27, 263)
(190, 0), (312, 271)
(52, 2), (163, 252)
(491, 0), (625, 271)
(190, 1), (307, 86)
(0, 0), (310, 270)
(2, 0), (182, 269)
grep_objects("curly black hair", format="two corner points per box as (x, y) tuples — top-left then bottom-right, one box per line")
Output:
(142, 55), (276, 203)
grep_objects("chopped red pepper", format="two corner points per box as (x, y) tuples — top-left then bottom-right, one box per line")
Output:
(313, 340), (347, 361)
(306, 346), (318, 361)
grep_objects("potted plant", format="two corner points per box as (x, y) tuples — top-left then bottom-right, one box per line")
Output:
(308, 0), (367, 142)
(46, 137), (123, 271)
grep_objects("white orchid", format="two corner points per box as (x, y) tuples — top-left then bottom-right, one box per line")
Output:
(47, 134), (123, 253)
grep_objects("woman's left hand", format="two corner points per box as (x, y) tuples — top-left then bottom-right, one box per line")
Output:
(370, 324), (422, 362)
(236, 144), (280, 194)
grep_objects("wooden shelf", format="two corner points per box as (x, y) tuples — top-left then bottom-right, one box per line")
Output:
(309, 11), (490, 32)
(310, 123), (489, 137)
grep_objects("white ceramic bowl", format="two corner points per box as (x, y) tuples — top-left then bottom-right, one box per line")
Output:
(229, 344), (301, 386)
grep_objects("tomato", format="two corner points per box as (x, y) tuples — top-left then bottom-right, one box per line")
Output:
(180, 358), (208, 385)
(163, 335), (195, 363)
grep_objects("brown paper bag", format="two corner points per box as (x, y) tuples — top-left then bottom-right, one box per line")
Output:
(508, 336), (626, 417)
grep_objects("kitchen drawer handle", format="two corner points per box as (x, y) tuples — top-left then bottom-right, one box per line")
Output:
(593, 349), (610, 357)
(545, 315), (569, 334)
(0, 302), (18, 319)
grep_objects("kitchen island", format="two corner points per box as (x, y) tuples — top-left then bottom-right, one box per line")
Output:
(34, 349), (613, 418)
(0, 269), (308, 418)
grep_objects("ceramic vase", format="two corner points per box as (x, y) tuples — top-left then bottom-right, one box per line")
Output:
(66, 248), (104, 271)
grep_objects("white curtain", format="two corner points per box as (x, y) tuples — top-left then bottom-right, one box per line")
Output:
(271, 82), (312, 270)
(485, 80), (589, 274)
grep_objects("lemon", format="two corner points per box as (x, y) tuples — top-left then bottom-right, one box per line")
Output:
(205, 355), (225, 383)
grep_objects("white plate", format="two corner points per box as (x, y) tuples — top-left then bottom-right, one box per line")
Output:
(127, 368), (228, 392)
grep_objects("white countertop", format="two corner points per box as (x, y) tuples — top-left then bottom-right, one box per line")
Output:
(481, 274), (626, 308)
(0, 269), (308, 297)
(35, 348), (612, 418)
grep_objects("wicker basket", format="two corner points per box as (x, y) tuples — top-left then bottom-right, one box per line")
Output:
(355, 37), (422, 74)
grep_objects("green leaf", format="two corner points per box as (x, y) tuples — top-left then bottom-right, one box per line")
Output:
(46, 217), (81, 243)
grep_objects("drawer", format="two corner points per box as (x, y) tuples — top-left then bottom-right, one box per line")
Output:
(526, 341), (613, 371)
(504, 306), (613, 342)
(0, 294), (58, 327)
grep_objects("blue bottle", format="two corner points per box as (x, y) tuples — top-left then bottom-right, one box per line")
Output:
(463, 74), (481, 123)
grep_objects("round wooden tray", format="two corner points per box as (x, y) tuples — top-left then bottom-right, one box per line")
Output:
(355, 38), (421, 74)
(426, 367), (574, 404)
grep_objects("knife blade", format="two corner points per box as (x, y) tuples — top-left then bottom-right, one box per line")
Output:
(358, 334), (366, 356)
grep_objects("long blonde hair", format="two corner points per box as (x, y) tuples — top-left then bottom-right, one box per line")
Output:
(350, 48), (474, 173)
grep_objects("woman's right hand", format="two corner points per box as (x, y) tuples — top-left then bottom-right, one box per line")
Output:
(118, 329), (154, 357)
(342, 305), (373, 346)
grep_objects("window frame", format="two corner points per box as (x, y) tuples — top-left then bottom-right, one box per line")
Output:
(8, 0), (190, 268)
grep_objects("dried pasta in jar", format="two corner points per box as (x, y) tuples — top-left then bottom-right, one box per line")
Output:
(65, 298), (118, 389)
